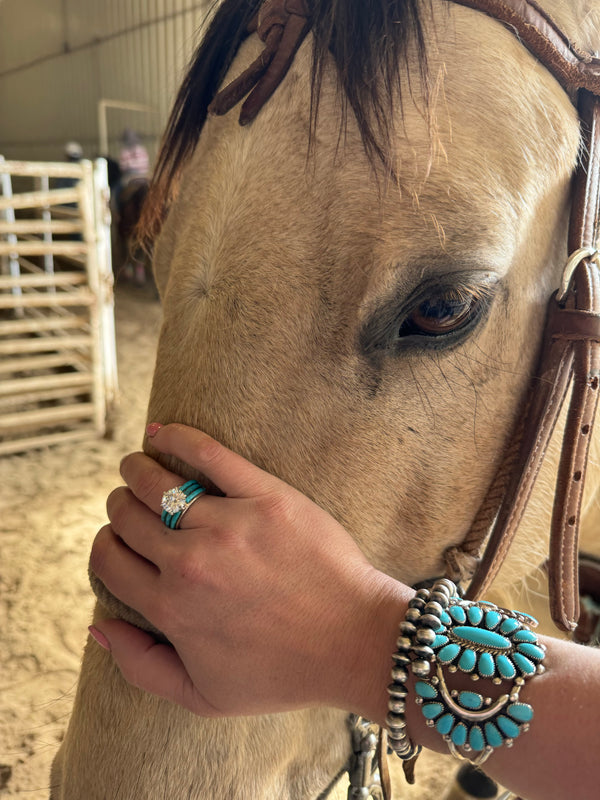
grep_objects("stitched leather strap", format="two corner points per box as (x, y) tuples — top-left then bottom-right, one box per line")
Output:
(451, 0), (600, 95)
(466, 91), (600, 631)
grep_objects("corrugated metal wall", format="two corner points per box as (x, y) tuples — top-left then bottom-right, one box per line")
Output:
(0, 0), (212, 164)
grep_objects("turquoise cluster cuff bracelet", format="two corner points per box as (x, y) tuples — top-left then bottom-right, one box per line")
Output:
(160, 480), (206, 529)
(387, 579), (546, 768)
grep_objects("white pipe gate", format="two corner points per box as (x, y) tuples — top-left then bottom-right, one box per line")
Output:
(0, 157), (118, 455)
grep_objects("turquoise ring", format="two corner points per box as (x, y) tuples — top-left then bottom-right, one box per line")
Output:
(160, 480), (206, 529)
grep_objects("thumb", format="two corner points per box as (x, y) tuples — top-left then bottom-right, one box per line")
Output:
(88, 621), (218, 716)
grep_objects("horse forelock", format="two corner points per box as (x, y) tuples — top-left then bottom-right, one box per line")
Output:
(138, 0), (432, 248)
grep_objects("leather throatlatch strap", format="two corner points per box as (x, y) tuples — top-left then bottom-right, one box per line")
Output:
(461, 85), (600, 630)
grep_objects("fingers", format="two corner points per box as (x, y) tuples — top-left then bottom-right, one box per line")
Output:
(90, 524), (160, 617)
(145, 423), (282, 499)
(106, 486), (171, 564)
(119, 452), (185, 516)
(118, 452), (228, 532)
(88, 620), (222, 717)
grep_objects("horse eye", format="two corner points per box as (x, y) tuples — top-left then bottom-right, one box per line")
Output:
(399, 286), (491, 338)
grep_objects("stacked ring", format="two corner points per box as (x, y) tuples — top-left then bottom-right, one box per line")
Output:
(160, 480), (206, 529)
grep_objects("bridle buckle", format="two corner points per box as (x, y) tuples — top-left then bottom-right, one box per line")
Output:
(556, 247), (600, 305)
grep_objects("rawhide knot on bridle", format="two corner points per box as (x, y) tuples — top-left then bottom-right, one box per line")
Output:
(208, 0), (311, 124)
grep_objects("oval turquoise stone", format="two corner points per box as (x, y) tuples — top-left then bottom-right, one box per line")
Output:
(499, 617), (520, 634)
(451, 723), (468, 747)
(437, 643), (461, 664)
(516, 643), (545, 661)
(458, 648), (476, 672)
(453, 626), (511, 649)
(478, 652), (495, 678)
(484, 610), (502, 630)
(469, 725), (485, 751)
(484, 722), (504, 748)
(440, 610), (452, 626)
(449, 605), (466, 623)
(497, 715), (521, 739)
(458, 691), (483, 710)
(415, 681), (438, 699)
(467, 606), (483, 625)
(495, 654), (516, 679)
(432, 634), (449, 649)
(506, 703), (534, 723)
(422, 702), (443, 720)
(512, 652), (536, 676)
(436, 714), (454, 735)
(512, 629), (538, 643)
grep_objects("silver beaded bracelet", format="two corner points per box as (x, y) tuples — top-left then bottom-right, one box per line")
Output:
(387, 579), (546, 768)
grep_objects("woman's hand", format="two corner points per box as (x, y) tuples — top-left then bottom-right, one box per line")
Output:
(89, 423), (410, 720)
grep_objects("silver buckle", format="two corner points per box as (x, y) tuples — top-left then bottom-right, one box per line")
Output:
(556, 247), (600, 304)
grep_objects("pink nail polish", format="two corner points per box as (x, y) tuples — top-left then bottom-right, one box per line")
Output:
(146, 422), (163, 438)
(88, 625), (111, 651)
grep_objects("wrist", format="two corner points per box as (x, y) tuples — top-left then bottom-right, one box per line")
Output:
(331, 569), (414, 724)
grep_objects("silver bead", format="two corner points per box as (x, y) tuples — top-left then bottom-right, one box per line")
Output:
(389, 699), (406, 715)
(411, 659), (431, 677)
(387, 683), (408, 697)
(436, 578), (458, 596)
(415, 627), (436, 646)
(418, 613), (442, 629)
(424, 601), (443, 617)
(396, 635), (412, 652)
(412, 644), (434, 660)
(408, 596), (426, 610)
(385, 712), (406, 729)
(391, 652), (411, 665)
(430, 591), (449, 608)
(399, 620), (417, 636)
(415, 588), (430, 601)
(391, 665), (409, 683)
(405, 607), (421, 623)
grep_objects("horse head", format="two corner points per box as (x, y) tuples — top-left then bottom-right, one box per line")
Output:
(53, 2), (600, 798)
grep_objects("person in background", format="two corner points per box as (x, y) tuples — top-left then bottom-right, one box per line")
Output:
(63, 141), (83, 164)
(118, 128), (149, 185)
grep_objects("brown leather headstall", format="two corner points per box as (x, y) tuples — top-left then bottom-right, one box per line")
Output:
(447, 1), (600, 633)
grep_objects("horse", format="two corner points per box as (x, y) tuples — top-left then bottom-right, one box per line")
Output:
(50, 1), (600, 798)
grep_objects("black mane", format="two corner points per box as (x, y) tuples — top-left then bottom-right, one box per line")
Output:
(141, 0), (430, 242)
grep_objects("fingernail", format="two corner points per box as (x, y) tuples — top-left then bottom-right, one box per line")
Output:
(146, 422), (163, 438)
(88, 625), (111, 651)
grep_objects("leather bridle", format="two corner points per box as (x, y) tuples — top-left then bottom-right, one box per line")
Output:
(444, 0), (600, 635)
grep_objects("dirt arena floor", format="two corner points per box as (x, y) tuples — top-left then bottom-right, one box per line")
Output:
(0, 283), (162, 798)
(0, 283), (461, 800)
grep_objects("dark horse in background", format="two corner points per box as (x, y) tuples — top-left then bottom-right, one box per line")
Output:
(105, 156), (151, 287)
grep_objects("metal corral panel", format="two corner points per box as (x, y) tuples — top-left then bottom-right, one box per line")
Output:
(0, 0), (212, 164)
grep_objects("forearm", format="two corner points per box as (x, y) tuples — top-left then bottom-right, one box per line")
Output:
(352, 576), (600, 800)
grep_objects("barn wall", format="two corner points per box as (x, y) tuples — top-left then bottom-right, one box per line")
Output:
(0, 0), (212, 165)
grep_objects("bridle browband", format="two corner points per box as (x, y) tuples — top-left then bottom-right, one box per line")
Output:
(211, 0), (600, 636)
